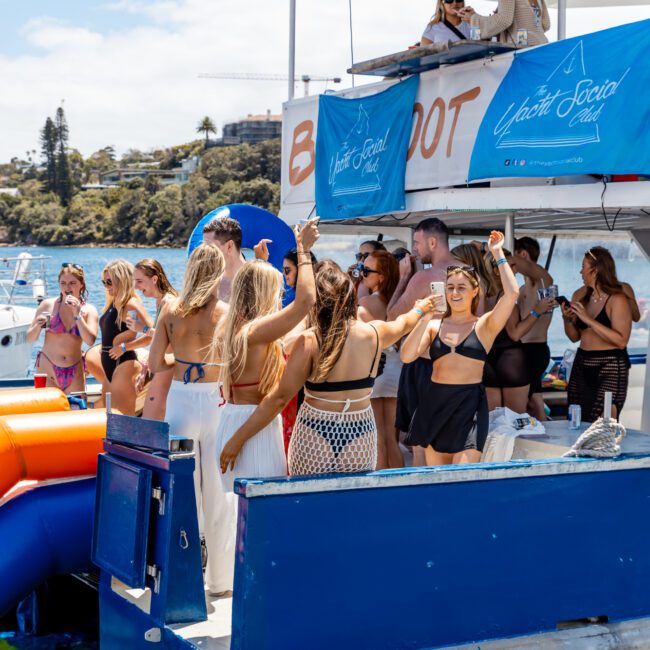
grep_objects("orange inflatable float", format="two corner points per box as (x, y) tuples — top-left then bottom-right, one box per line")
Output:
(0, 388), (69, 416)
(0, 409), (107, 497)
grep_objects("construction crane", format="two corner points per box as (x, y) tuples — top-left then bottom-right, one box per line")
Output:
(198, 72), (342, 97)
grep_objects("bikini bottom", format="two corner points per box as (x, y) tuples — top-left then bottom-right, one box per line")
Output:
(36, 350), (86, 392)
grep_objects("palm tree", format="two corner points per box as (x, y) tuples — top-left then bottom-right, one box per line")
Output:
(196, 116), (217, 146)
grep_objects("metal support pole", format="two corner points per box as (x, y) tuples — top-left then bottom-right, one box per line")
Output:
(288, 0), (296, 101)
(557, 0), (566, 40)
(504, 213), (515, 251)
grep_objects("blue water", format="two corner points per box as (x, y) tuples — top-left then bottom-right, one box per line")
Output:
(3, 233), (649, 372)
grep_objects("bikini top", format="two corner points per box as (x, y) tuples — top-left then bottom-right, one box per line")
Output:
(429, 320), (488, 363)
(49, 299), (84, 337)
(576, 296), (612, 331)
(304, 324), (380, 393)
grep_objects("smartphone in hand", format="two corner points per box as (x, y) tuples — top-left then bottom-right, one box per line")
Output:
(431, 281), (447, 311)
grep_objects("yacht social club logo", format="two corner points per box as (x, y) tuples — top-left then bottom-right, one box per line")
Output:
(493, 41), (630, 149)
(328, 105), (389, 197)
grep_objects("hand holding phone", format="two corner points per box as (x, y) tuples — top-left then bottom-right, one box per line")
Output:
(430, 281), (447, 312)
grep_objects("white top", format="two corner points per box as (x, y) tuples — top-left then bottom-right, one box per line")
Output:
(422, 20), (471, 43)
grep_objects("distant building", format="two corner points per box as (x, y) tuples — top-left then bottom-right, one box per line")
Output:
(211, 111), (282, 147)
(98, 156), (199, 188)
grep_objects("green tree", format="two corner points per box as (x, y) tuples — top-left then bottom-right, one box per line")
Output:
(54, 107), (73, 205)
(40, 117), (58, 193)
(196, 116), (217, 146)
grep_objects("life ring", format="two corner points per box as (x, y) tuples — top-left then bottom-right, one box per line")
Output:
(187, 204), (296, 272)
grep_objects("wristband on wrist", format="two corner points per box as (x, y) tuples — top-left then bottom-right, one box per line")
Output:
(530, 309), (541, 318)
(495, 258), (508, 266)
(73, 315), (81, 321)
(414, 307), (424, 318)
(142, 325), (150, 334)
(120, 343), (127, 353)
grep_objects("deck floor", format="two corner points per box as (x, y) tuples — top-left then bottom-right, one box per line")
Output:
(169, 591), (232, 649)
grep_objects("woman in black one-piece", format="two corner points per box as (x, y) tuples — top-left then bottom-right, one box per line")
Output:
(400, 231), (520, 466)
(563, 247), (632, 422)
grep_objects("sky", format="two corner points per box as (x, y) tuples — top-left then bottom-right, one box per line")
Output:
(1, 0), (649, 162)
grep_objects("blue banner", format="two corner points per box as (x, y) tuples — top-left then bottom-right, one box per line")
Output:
(315, 75), (419, 219)
(468, 20), (650, 181)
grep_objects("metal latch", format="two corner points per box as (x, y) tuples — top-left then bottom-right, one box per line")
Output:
(146, 564), (161, 594)
(151, 487), (166, 515)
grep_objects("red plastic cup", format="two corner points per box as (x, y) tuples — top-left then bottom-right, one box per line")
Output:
(34, 373), (48, 388)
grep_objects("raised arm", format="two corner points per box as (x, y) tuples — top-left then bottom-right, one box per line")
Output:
(505, 295), (555, 341)
(480, 231), (520, 341)
(400, 315), (437, 363)
(76, 303), (99, 346)
(219, 332), (315, 472)
(467, 0), (516, 40)
(387, 270), (430, 320)
(378, 295), (440, 352)
(26, 298), (54, 343)
(248, 219), (319, 345)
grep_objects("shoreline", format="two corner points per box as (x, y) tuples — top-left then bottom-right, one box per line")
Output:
(0, 242), (184, 249)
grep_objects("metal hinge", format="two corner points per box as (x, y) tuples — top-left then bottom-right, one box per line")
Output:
(151, 487), (166, 515)
(146, 564), (161, 593)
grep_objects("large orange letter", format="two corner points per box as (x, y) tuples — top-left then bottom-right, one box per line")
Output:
(289, 120), (315, 186)
(407, 103), (424, 161)
(446, 87), (480, 158)
(420, 98), (446, 160)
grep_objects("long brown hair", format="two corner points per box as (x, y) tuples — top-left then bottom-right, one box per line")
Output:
(309, 265), (358, 382)
(581, 246), (624, 303)
(444, 267), (481, 317)
(368, 250), (399, 303)
(451, 243), (497, 298)
(135, 259), (177, 297)
(59, 264), (88, 302)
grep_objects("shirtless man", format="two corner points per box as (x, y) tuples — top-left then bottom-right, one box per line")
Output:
(513, 237), (554, 420)
(387, 218), (458, 463)
(149, 243), (234, 597)
(203, 216), (245, 303)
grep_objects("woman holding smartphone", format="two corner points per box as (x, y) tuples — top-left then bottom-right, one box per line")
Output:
(400, 231), (519, 465)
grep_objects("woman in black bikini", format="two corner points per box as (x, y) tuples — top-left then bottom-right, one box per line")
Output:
(400, 231), (519, 466)
(563, 247), (632, 422)
(221, 261), (438, 477)
(96, 260), (148, 415)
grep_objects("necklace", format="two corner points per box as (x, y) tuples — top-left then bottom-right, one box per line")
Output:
(591, 290), (607, 304)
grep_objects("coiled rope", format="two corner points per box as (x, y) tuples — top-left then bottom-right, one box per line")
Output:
(563, 417), (626, 458)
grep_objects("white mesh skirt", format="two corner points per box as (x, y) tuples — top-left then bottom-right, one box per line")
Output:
(288, 402), (377, 476)
(216, 403), (288, 492)
(372, 346), (402, 399)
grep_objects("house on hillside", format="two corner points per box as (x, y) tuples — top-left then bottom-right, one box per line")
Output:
(211, 111), (282, 147)
(98, 156), (199, 188)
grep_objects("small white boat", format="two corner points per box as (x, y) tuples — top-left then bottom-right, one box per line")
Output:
(0, 253), (50, 379)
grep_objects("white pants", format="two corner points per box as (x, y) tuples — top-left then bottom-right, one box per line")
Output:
(165, 380), (236, 594)
(216, 403), (288, 492)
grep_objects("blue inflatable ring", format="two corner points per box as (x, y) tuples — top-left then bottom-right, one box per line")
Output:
(187, 204), (296, 272)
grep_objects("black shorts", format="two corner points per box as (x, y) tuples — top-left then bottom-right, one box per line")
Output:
(395, 356), (433, 432)
(522, 342), (551, 395)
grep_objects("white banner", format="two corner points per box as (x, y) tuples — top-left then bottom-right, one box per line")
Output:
(281, 54), (513, 213)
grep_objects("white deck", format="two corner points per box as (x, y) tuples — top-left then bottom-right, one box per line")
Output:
(169, 592), (232, 649)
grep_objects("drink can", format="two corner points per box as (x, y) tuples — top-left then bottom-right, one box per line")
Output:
(569, 404), (581, 430)
(470, 26), (481, 40)
(516, 28), (528, 46)
(41, 312), (51, 329)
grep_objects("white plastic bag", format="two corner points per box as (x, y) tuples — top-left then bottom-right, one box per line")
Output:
(481, 407), (545, 462)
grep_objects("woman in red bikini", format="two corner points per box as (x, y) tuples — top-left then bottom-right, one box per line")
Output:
(27, 264), (99, 394)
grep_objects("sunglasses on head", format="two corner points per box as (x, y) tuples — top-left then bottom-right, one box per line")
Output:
(585, 249), (597, 261)
(360, 266), (380, 278)
(355, 252), (370, 262)
(102, 278), (113, 287)
(61, 263), (83, 271)
(447, 265), (476, 274)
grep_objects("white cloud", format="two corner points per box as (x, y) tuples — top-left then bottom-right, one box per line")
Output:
(1, 1), (649, 161)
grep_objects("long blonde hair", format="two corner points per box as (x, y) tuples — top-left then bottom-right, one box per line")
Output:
(221, 262), (284, 398)
(173, 244), (225, 318)
(103, 260), (136, 324)
(428, 0), (446, 26)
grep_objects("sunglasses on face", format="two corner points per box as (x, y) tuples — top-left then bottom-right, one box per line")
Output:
(360, 266), (380, 278)
(61, 263), (84, 271)
(355, 252), (370, 262)
(444, 0), (465, 4)
(102, 278), (113, 287)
